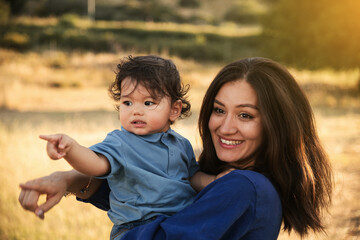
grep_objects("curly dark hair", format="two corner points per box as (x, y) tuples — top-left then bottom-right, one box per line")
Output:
(109, 55), (191, 119)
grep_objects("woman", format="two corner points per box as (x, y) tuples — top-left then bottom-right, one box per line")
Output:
(19, 57), (333, 239)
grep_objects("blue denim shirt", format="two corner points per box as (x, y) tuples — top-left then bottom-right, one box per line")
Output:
(89, 127), (198, 225)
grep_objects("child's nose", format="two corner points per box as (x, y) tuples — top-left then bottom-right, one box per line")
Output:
(133, 104), (144, 115)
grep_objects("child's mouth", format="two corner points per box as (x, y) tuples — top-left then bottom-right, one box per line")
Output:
(132, 120), (146, 127)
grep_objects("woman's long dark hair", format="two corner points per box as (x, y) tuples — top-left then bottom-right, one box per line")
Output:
(198, 57), (333, 236)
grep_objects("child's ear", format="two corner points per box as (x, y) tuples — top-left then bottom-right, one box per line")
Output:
(169, 100), (182, 122)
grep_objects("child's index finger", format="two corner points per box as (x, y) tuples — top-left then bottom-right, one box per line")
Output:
(39, 134), (56, 142)
(39, 134), (49, 141)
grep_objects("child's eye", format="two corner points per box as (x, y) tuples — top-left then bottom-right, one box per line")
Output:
(213, 107), (224, 114)
(123, 101), (132, 106)
(144, 101), (155, 106)
(238, 113), (253, 119)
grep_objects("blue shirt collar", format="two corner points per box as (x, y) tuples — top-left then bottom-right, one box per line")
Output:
(120, 127), (175, 143)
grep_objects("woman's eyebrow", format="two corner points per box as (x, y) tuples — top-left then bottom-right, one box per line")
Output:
(214, 99), (259, 110)
(237, 104), (259, 110)
(214, 99), (225, 106)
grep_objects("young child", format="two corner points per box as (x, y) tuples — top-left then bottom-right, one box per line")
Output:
(40, 55), (208, 239)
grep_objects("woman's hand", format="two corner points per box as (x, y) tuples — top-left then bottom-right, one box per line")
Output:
(18, 171), (68, 220)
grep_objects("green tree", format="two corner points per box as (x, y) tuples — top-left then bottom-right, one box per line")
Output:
(223, 0), (266, 24)
(178, 0), (200, 8)
(261, 0), (360, 69)
(4, 0), (26, 16)
(0, 0), (10, 24)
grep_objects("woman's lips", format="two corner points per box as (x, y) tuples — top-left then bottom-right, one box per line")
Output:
(219, 137), (243, 148)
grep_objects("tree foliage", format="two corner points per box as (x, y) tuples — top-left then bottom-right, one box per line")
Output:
(223, 0), (266, 24)
(261, 0), (360, 69)
(178, 0), (200, 8)
(0, 0), (10, 24)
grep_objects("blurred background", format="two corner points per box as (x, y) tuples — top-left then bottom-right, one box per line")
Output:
(0, 0), (359, 239)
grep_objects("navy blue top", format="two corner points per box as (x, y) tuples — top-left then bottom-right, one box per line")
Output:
(89, 127), (198, 225)
(80, 170), (282, 239)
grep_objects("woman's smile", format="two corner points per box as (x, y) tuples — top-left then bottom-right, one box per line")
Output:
(219, 137), (243, 147)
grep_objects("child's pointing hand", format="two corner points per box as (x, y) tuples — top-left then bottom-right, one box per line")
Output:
(39, 134), (73, 160)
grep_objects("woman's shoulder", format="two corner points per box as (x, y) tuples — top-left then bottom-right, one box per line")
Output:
(216, 170), (282, 229)
(229, 170), (277, 190)
(222, 170), (282, 216)
(230, 170), (276, 190)
(217, 170), (272, 187)
(212, 170), (281, 206)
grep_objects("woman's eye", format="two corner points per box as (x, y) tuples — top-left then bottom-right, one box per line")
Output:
(145, 101), (155, 106)
(238, 113), (253, 119)
(123, 101), (132, 106)
(213, 107), (224, 114)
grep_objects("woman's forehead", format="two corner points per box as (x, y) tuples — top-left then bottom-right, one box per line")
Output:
(216, 80), (258, 105)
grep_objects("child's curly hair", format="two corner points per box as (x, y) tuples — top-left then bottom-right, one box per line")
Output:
(109, 55), (191, 119)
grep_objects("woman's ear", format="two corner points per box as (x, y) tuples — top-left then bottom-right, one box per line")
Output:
(169, 100), (182, 122)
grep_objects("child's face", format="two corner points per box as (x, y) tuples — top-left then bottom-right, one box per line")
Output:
(118, 77), (181, 135)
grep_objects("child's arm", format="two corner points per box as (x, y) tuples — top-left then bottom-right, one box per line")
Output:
(39, 134), (110, 176)
(189, 169), (236, 192)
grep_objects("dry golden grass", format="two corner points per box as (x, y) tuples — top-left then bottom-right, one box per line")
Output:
(0, 114), (114, 240)
(0, 48), (215, 112)
(0, 49), (359, 239)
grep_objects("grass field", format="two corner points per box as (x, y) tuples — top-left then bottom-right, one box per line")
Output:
(0, 49), (359, 239)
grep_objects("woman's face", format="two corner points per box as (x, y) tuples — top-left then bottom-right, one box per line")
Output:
(208, 80), (263, 167)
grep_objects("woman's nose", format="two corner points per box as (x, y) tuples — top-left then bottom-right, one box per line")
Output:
(219, 115), (237, 134)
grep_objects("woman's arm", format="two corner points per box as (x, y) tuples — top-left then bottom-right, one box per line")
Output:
(189, 171), (215, 192)
(19, 169), (104, 219)
(189, 169), (235, 192)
